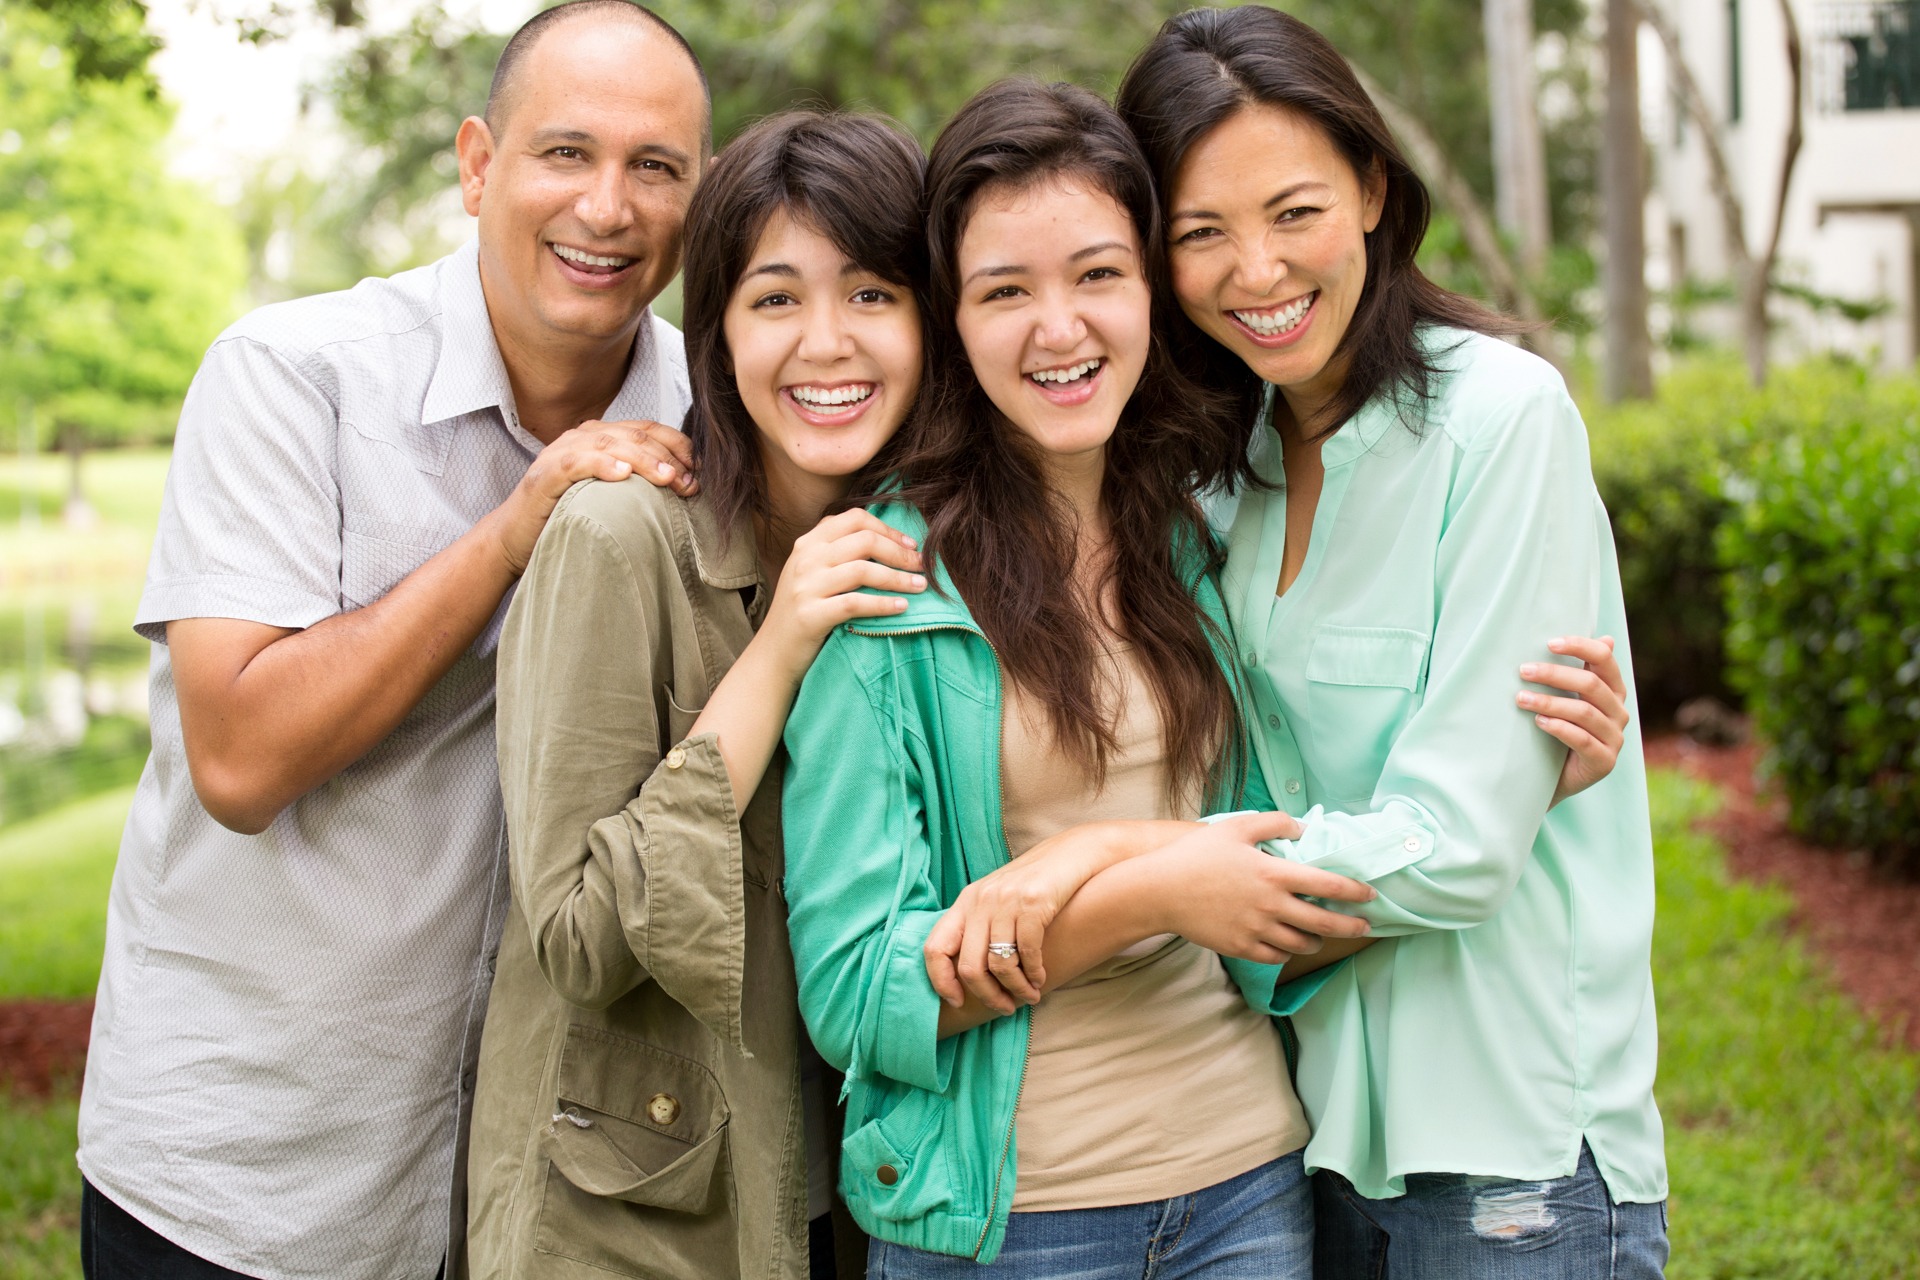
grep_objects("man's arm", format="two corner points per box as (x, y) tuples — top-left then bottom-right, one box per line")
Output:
(173, 417), (694, 835)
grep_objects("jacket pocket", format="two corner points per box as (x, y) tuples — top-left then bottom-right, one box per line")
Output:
(1304, 625), (1430, 805)
(663, 687), (705, 752)
(839, 1084), (952, 1225)
(537, 1025), (731, 1215)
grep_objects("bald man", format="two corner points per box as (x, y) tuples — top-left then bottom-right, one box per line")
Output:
(76, 6), (708, 1278)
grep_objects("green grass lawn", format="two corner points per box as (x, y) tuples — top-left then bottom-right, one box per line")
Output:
(0, 771), (1916, 1277)
(0, 787), (131, 1001)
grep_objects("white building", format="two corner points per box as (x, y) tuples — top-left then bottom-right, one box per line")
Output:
(1648, 0), (1919, 368)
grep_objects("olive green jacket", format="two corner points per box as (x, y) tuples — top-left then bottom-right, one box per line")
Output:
(468, 478), (859, 1280)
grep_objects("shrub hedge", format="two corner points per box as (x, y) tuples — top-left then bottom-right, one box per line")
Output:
(1719, 374), (1920, 875)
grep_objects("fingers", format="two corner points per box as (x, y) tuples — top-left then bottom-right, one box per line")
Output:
(1212, 810), (1305, 845)
(1544, 635), (1628, 704)
(1534, 714), (1602, 757)
(1015, 909), (1048, 993)
(826, 528), (925, 575)
(983, 912), (1041, 1006)
(604, 419), (695, 472)
(923, 913), (966, 1008)
(805, 508), (921, 554)
(954, 920), (1019, 1016)
(1518, 692), (1622, 747)
(1263, 861), (1377, 906)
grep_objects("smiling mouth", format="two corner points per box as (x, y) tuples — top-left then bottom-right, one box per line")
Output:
(550, 243), (637, 276)
(785, 382), (877, 421)
(1027, 358), (1103, 387)
(1230, 291), (1318, 338)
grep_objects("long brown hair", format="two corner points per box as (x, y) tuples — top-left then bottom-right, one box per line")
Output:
(1115, 4), (1526, 440)
(679, 108), (929, 537)
(896, 78), (1246, 802)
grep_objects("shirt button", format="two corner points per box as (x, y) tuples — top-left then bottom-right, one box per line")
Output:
(876, 1164), (900, 1186)
(1404, 836), (1422, 852)
(647, 1093), (681, 1126)
(1286, 778), (1302, 795)
(663, 747), (687, 770)
(1266, 714), (1282, 730)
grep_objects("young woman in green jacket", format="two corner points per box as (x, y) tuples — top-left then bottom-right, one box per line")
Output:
(1113, 8), (1668, 1277)
(778, 78), (1633, 1278)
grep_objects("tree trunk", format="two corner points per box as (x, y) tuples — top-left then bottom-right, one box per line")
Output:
(61, 420), (95, 530)
(1602, 0), (1654, 401)
(1483, 0), (1552, 274)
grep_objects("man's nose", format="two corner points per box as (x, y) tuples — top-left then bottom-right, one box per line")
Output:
(574, 160), (634, 238)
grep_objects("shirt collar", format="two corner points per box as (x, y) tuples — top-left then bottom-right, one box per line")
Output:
(420, 239), (670, 432)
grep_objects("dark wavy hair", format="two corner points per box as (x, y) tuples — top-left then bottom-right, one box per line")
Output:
(1116, 4), (1524, 439)
(894, 78), (1247, 802)
(679, 109), (929, 538)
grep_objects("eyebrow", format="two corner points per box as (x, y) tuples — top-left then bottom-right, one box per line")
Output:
(526, 128), (693, 168)
(741, 259), (870, 284)
(962, 239), (1132, 287)
(1169, 182), (1331, 223)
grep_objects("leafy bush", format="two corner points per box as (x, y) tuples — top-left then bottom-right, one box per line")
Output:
(1585, 361), (1763, 719)
(1719, 375), (1920, 875)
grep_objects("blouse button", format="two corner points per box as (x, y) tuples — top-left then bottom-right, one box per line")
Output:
(1286, 778), (1302, 795)
(647, 1093), (681, 1126)
(1404, 836), (1422, 852)
(664, 747), (687, 770)
(1245, 650), (1260, 668)
(876, 1164), (900, 1186)
(1267, 714), (1282, 730)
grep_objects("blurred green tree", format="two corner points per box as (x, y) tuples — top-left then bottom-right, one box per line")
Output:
(0, 1), (246, 518)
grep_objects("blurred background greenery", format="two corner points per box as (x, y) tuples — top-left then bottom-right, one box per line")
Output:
(2, 0), (1918, 1276)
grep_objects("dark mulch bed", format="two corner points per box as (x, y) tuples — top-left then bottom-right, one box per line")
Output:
(0, 998), (92, 1098)
(1646, 733), (1920, 1053)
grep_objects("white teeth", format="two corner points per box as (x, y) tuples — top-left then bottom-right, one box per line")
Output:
(552, 244), (635, 268)
(790, 384), (875, 408)
(1232, 292), (1317, 336)
(1028, 359), (1102, 385)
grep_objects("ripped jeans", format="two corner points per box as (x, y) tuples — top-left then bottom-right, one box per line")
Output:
(1312, 1143), (1668, 1280)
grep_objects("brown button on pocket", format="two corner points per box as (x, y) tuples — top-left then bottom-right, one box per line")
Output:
(648, 1093), (681, 1126)
(876, 1164), (899, 1186)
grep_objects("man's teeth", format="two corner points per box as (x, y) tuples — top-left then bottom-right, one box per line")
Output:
(791, 384), (875, 408)
(1028, 359), (1102, 385)
(552, 244), (635, 268)
(1233, 292), (1317, 336)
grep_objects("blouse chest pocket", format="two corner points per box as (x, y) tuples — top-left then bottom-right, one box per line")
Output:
(1304, 625), (1430, 806)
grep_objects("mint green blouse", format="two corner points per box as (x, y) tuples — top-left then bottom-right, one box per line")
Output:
(1226, 328), (1666, 1204)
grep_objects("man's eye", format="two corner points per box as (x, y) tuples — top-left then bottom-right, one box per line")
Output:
(638, 159), (674, 176)
(549, 147), (585, 161)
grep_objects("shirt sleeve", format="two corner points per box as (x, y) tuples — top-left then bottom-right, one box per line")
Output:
(135, 337), (345, 643)
(496, 490), (751, 1047)
(782, 639), (956, 1097)
(1263, 383), (1602, 934)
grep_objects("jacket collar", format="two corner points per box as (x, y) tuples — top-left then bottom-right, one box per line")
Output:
(684, 493), (762, 591)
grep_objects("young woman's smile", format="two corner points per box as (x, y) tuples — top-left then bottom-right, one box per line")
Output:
(953, 179), (1150, 472)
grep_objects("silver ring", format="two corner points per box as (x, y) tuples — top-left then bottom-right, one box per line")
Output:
(986, 942), (1019, 961)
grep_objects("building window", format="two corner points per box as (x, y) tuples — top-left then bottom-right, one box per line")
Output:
(1813, 1), (1920, 111)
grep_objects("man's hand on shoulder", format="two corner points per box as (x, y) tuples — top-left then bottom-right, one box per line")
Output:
(487, 420), (698, 576)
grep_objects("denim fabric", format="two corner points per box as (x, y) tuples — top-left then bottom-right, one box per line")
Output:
(867, 1154), (1312, 1279)
(1313, 1143), (1669, 1280)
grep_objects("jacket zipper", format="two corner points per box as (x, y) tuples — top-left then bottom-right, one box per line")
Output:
(846, 618), (1031, 1261)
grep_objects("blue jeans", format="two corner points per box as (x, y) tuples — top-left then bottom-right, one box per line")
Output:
(868, 1153), (1313, 1279)
(1313, 1143), (1669, 1280)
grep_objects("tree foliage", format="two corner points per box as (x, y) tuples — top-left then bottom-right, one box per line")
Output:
(0, 1), (246, 446)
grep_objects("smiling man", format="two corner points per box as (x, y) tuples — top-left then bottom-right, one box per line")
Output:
(74, 6), (709, 1279)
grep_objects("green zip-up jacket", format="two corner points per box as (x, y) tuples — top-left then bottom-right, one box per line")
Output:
(779, 500), (1332, 1264)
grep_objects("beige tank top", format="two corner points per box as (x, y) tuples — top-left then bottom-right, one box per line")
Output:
(1000, 645), (1308, 1212)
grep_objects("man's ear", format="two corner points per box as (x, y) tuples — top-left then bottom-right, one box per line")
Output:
(455, 116), (496, 218)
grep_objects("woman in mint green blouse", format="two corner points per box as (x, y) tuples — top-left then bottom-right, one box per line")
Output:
(1112, 9), (1669, 1279)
